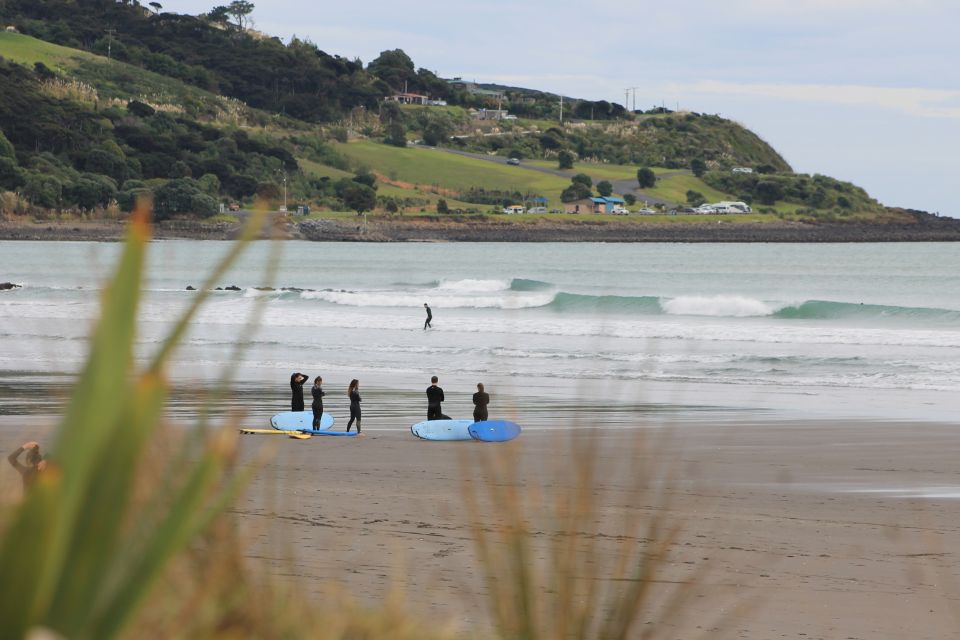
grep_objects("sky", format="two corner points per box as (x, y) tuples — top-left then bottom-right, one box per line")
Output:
(163, 0), (960, 216)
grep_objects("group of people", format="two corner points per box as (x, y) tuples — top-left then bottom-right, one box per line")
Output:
(291, 372), (362, 433)
(427, 376), (490, 423)
(290, 372), (491, 430)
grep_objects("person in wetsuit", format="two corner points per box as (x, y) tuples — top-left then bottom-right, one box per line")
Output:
(426, 375), (447, 420)
(8, 441), (46, 492)
(346, 379), (362, 433)
(473, 382), (490, 422)
(290, 372), (308, 412)
(311, 376), (325, 430)
(423, 303), (432, 330)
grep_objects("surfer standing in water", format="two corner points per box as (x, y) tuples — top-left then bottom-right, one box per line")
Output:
(290, 372), (309, 412)
(473, 383), (490, 422)
(426, 375), (447, 420)
(311, 376), (325, 430)
(346, 379), (362, 433)
(423, 303), (432, 330)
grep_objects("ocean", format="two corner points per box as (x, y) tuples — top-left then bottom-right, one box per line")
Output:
(1, 240), (959, 425)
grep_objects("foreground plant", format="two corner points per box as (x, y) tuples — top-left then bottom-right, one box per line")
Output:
(462, 433), (713, 640)
(0, 205), (266, 639)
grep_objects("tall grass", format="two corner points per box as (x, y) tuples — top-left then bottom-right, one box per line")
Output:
(462, 432), (716, 640)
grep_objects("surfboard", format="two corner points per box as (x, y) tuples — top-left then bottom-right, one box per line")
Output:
(410, 419), (474, 441)
(270, 411), (334, 431)
(469, 420), (522, 442)
(240, 428), (302, 435)
(298, 429), (359, 437)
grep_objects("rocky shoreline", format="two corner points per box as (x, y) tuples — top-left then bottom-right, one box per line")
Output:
(2, 211), (960, 243)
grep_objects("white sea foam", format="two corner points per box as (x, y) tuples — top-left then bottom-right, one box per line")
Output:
(434, 278), (512, 293)
(661, 295), (775, 317)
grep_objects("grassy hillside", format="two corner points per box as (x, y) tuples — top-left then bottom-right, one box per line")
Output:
(0, 10), (894, 223)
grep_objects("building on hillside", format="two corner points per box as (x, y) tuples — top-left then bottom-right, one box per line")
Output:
(732, 167), (754, 174)
(386, 92), (429, 105)
(564, 198), (594, 214)
(588, 196), (626, 214)
(471, 108), (509, 121)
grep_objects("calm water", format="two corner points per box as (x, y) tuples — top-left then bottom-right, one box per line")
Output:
(1, 240), (959, 424)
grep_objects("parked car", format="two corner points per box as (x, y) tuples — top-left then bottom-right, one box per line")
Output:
(527, 206), (547, 213)
(506, 158), (520, 166)
(610, 206), (630, 215)
(636, 207), (656, 215)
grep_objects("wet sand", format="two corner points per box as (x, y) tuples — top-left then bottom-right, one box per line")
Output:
(2, 379), (960, 638)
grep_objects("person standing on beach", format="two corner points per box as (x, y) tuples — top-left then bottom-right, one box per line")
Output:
(311, 376), (325, 430)
(423, 303), (432, 330)
(346, 379), (362, 433)
(290, 372), (308, 412)
(472, 383), (490, 422)
(426, 375), (446, 420)
(8, 441), (46, 492)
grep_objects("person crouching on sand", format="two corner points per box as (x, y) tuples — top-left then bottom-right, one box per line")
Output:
(8, 441), (46, 492)
(346, 379), (362, 433)
(426, 375), (446, 420)
(311, 376), (325, 430)
(473, 383), (490, 422)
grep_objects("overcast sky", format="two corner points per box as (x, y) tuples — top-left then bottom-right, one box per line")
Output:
(164, 0), (960, 216)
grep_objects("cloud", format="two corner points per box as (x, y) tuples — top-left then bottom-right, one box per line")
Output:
(666, 81), (960, 119)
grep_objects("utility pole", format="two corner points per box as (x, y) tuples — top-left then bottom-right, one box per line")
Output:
(106, 28), (116, 60)
(277, 169), (287, 212)
(559, 95), (563, 124)
(628, 87), (640, 112)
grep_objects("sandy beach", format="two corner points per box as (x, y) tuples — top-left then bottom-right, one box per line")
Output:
(5, 395), (957, 638)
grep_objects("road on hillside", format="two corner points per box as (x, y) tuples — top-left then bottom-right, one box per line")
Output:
(414, 144), (685, 208)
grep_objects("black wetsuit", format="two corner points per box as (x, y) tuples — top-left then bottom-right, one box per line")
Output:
(311, 384), (325, 429)
(290, 373), (307, 412)
(426, 384), (445, 420)
(424, 305), (432, 330)
(346, 389), (361, 432)
(473, 391), (490, 422)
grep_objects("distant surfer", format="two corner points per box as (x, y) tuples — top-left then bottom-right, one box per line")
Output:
(311, 376), (325, 430)
(290, 372), (309, 412)
(423, 302), (432, 330)
(472, 383), (490, 422)
(426, 375), (447, 420)
(8, 441), (46, 492)
(346, 379), (362, 433)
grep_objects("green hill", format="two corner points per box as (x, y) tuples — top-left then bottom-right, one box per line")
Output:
(0, 2), (896, 224)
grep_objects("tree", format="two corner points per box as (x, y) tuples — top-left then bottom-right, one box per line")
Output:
(636, 167), (656, 189)
(207, 5), (230, 24)
(148, 2), (162, 14)
(23, 174), (62, 209)
(685, 190), (706, 207)
(154, 178), (217, 219)
(227, 1), (255, 29)
(384, 122), (407, 148)
(756, 164), (777, 174)
(691, 158), (707, 177)
(0, 157), (23, 191)
(596, 180), (613, 197)
(342, 183), (377, 214)
(436, 198), (449, 214)
(384, 198), (399, 213)
(367, 49), (416, 92)
(571, 173), (592, 189)
(352, 171), (377, 189)
(560, 182), (592, 203)
(755, 181), (784, 205)
(623, 193), (637, 206)
(0, 131), (15, 161)
(557, 149), (574, 170)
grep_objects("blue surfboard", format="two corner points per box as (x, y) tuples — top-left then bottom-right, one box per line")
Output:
(271, 411), (334, 431)
(469, 420), (522, 442)
(299, 429), (359, 437)
(411, 419), (473, 441)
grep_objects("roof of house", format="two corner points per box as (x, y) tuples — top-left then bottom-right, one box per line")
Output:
(590, 196), (626, 204)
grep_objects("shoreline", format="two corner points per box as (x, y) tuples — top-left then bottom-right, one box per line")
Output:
(3, 212), (960, 242)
